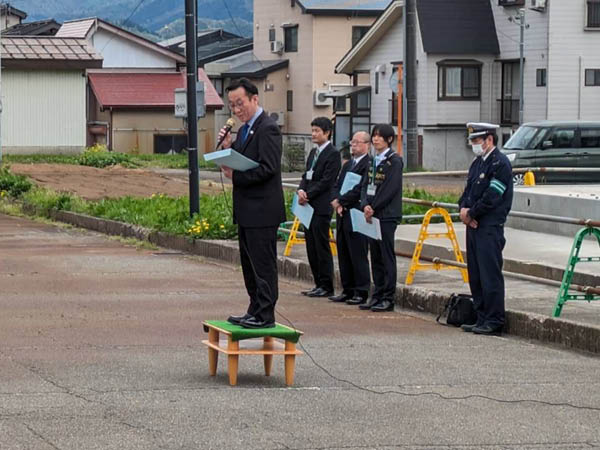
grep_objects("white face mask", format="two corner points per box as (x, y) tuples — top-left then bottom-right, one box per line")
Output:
(471, 143), (484, 156)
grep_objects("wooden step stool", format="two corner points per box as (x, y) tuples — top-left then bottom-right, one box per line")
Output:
(202, 320), (303, 386)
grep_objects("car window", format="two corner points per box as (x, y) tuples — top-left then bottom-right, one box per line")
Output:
(580, 128), (600, 148)
(503, 126), (542, 150)
(547, 128), (576, 149)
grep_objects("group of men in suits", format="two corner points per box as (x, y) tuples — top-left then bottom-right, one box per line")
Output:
(218, 77), (404, 328)
(298, 120), (404, 313)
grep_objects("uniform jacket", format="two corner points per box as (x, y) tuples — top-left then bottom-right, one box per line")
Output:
(332, 155), (371, 213)
(360, 150), (403, 222)
(299, 142), (341, 215)
(458, 147), (513, 227)
(231, 111), (286, 227)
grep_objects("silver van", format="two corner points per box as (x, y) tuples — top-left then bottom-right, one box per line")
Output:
(501, 121), (600, 184)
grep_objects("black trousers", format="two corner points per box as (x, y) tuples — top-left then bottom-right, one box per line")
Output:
(305, 214), (334, 291)
(238, 225), (278, 323)
(336, 212), (370, 296)
(369, 220), (398, 302)
(466, 225), (506, 329)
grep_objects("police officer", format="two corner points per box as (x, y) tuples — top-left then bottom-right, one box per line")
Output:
(459, 122), (513, 335)
(329, 131), (372, 305)
(360, 124), (403, 312)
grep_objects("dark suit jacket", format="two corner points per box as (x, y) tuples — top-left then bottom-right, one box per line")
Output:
(332, 155), (371, 212)
(360, 151), (403, 222)
(231, 111), (286, 228)
(298, 142), (341, 215)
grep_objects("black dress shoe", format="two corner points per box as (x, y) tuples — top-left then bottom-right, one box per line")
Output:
(371, 300), (394, 312)
(239, 316), (275, 329)
(227, 313), (252, 325)
(345, 295), (367, 305)
(359, 298), (380, 310)
(307, 287), (334, 298)
(329, 292), (352, 302)
(472, 324), (502, 336)
(301, 287), (319, 296)
(461, 323), (478, 332)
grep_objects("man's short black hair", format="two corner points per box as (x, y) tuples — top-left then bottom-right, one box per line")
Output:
(371, 123), (395, 146)
(311, 117), (332, 134)
(226, 78), (259, 98)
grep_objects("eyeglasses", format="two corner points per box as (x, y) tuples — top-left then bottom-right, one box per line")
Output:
(228, 100), (247, 110)
(350, 140), (370, 145)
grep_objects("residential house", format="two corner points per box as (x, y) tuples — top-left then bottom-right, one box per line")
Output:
(2, 19), (61, 36)
(0, 3), (26, 30)
(336, 0), (600, 170)
(87, 70), (224, 154)
(55, 18), (224, 153)
(245, 0), (391, 151)
(0, 36), (102, 154)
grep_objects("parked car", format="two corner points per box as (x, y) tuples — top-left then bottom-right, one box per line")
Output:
(501, 121), (600, 184)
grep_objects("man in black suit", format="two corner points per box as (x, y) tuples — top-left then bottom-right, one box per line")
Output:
(329, 131), (372, 305)
(297, 117), (341, 298)
(219, 78), (286, 329)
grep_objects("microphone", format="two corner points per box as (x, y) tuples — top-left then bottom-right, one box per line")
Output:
(216, 118), (236, 150)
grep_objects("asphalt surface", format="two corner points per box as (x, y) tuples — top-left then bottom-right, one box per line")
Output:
(1, 214), (600, 450)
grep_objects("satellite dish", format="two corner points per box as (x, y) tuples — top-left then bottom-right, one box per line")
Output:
(389, 67), (399, 94)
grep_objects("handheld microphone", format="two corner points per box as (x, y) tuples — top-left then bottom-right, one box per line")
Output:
(216, 118), (236, 150)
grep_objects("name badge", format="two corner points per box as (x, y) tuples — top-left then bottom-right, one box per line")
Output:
(367, 184), (376, 196)
(306, 170), (314, 181)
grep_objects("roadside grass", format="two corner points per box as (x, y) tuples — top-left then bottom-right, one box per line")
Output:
(0, 166), (459, 239)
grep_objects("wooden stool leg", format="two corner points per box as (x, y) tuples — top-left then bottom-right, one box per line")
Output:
(284, 341), (296, 386)
(227, 337), (239, 386)
(263, 337), (274, 376)
(208, 328), (219, 376)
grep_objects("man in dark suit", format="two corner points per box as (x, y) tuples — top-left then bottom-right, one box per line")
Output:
(329, 131), (371, 305)
(297, 117), (341, 298)
(219, 78), (286, 329)
(360, 124), (403, 312)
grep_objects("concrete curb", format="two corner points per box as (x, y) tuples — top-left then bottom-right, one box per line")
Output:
(43, 208), (600, 355)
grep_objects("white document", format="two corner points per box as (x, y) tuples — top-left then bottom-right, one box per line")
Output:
(291, 193), (314, 229)
(350, 208), (382, 240)
(340, 172), (362, 195)
(203, 148), (259, 172)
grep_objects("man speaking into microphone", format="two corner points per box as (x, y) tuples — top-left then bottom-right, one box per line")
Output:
(218, 78), (286, 329)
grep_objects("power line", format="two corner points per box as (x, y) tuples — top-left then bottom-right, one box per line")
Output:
(100, 0), (149, 53)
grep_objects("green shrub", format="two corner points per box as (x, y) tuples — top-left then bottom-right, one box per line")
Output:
(78, 145), (134, 168)
(0, 167), (33, 197)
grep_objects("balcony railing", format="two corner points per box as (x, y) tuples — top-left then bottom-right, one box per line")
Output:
(498, 0), (525, 6)
(497, 98), (520, 125)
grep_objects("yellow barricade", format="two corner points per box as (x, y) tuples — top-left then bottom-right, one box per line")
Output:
(405, 207), (469, 285)
(283, 217), (337, 257)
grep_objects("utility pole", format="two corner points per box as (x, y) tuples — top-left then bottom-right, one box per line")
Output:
(404, 0), (418, 169)
(510, 8), (528, 125)
(185, 0), (199, 216)
(0, 1), (4, 165)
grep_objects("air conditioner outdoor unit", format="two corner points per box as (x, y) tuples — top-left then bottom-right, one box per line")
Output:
(313, 89), (333, 107)
(269, 111), (286, 126)
(530, 0), (546, 11)
(270, 40), (283, 54)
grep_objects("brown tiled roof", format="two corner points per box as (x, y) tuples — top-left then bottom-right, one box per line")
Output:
(0, 36), (103, 69)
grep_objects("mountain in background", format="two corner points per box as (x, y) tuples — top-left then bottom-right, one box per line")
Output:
(8, 0), (253, 40)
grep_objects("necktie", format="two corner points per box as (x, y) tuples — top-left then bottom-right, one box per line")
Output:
(241, 124), (250, 143)
(350, 159), (357, 169)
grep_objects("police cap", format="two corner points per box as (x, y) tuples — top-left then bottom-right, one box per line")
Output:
(467, 122), (500, 140)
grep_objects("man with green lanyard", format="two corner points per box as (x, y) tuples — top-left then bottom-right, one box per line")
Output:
(360, 124), (403, 312)
(297, 117), (341, 297)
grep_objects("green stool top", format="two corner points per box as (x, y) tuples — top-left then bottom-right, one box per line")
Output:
(203, 320), (302, 343)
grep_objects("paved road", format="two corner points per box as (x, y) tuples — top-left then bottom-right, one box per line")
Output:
(1, 214), (600, 449)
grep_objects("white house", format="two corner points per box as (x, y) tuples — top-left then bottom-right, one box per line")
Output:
(336, 0), (600, 170)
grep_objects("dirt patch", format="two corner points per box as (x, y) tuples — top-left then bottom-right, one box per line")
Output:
(10, 164), (227, 200)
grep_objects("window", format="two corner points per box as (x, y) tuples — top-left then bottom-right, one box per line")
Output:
(352, 26), (369, 47)
(536, 68), (546, 87)
(587, 0), (600, 28)
(547, 128), (576, 149)
(284, 26), (298, 52)
(269, 28), (276, 42)
(498, 0), (525, 6)
(437, 62), (481, 100)
(391, 91), (398, 125)
(287, 90), (293, 112)
(581, 128), (600, 147)
(585, 69), (600, 86)
(334, 97), (346, 112)
(375, 72), (379, 94)
(210, 77), (223, 96)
